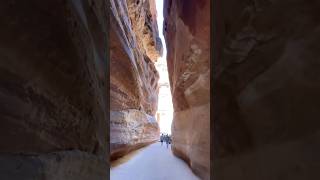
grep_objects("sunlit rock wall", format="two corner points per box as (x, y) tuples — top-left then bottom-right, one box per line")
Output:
(110, 109), (159, 160)
(163, 0), (210, 179)
(0, 0), (108, 179)
(213, 0), (320, 179)
(110, 0), (162, 160)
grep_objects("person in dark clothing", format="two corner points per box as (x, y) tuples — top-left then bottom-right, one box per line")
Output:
(160, 134), (164, 146)
(165, 135), (171, 148)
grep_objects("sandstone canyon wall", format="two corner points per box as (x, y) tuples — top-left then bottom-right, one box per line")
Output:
(0, 0), (108, 179)
(110, 0), (162, 160)
(214, 0), (320, 179)
(163, 0), (210, 179)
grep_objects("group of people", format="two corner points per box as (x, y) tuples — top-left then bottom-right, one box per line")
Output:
(160, 134), (172, 148)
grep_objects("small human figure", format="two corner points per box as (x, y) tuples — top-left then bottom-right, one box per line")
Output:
(165, 135), (171, 148)
(160, 134), (164, 146)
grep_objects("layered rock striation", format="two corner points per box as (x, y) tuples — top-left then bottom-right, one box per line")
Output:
(110, 0), (162, 160)
(110, 109), (159, 160)
(213, 0), (320, 179)
(163, 0), (210, 179)
(0, 0), (108, 179)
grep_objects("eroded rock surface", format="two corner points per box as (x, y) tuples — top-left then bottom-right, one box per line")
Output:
(213, 0), (320, 179)
(163, 0), (210, 179)
(110, 109), (159, 160)
(0, 151), (108, 180)
(0, 0), (108, 179)
(110, 0), (162, 159)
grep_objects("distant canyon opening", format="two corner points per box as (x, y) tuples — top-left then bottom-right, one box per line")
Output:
(154, 0), (173, 136)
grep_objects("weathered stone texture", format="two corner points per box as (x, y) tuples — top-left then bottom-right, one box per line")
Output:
(0, 151), (108, 180)
(214, 0), (320, 179)
(110, 0), (162, 159)
(164, 0), (210, 179)
(0, 0), (108, 179)
(110, 109), (159, 160)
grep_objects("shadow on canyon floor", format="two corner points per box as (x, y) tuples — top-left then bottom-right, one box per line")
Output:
(111, 146), (145, 168)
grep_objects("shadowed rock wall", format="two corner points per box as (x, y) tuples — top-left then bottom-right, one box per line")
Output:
(163, 0), (210, 179)
(0, 0), (108, 179)
(214, 0), (320, 179)
(110, 0), (162, 160)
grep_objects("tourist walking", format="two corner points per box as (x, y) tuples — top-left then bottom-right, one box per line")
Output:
(165, 135), (171, 149)
(160, 134), (164, 146)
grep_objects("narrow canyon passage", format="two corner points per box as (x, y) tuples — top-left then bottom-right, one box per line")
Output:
(111, 143), (199, 180)
(110, 0), (210, 179)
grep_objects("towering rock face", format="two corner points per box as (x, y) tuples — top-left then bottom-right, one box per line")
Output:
(163, 0), (210, 179)
(110, 0), (162, 160)
(0, 0), (108, 179)
(214, 0), (320, 179)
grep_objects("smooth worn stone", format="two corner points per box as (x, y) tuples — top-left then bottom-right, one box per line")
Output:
(0, 0), (108, 179)
(163, 0), (211, 179)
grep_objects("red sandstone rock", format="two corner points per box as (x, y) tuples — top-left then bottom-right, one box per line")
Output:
(163, 0), (210, 179)
(110, 0), (162, 159)
(0, 0), (108, 179)
(110, 109), (159, 160)
(213, 0), (320, 179)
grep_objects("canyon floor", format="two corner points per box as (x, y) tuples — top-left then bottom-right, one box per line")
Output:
(110, 142), (199, 180)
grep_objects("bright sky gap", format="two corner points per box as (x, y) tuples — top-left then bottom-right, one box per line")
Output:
(155, 0), (173, 135)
